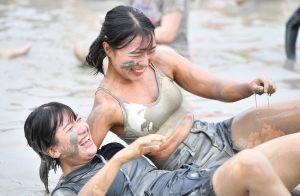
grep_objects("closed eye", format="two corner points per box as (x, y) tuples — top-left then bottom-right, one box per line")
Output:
(148, 49), (156, 54)
(129, 54), (142, 59)
(76, 114), (82, 122)
(67, 126), (73, 132)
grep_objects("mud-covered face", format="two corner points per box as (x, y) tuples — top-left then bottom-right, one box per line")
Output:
(52, 112), (97, 166)
(108, 34), (156, 81)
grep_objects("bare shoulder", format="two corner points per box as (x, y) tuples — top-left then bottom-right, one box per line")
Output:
(87, 89), (123, 129)
(153, 47), (190, 79)
(86, 89), (124, 148)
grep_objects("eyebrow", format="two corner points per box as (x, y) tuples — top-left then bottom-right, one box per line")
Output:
(62, 114), (78, 130)
(148, 46), (156, 50)
(62, 122), (71, 131)
(129, 46), (156, 54)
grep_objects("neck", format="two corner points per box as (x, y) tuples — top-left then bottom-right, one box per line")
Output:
(103, 68), (136, 88)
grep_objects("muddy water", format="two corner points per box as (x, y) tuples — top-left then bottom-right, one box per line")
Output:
(0, 0), (299, 195)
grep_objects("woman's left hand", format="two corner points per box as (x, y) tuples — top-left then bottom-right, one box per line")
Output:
(249, 76), (277, 95)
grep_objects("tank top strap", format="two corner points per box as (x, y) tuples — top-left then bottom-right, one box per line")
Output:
(149, 63), (157, 70)
(96, 86), (124, 103)
(150, 63), (170, 79)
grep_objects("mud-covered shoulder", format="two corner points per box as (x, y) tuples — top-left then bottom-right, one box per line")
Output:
(86, 89), (123, 148)
(88, 90), (119, 130)
(152, 47), (189, 80)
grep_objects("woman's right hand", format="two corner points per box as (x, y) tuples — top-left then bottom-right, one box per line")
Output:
(249, 76), (277, 95)
(79, 136), (166, 196)
(114, 134), (166, 164)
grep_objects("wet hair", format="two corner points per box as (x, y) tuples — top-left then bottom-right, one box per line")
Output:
(85, 5), (155, 75)
(24, 102), (77, 193)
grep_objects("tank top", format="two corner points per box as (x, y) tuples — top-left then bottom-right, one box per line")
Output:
(96, 64), (187, 145)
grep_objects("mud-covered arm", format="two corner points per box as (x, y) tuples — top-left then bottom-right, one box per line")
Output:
(86, 92), (123, 149)
(153, 49), (276, 102)
(77, 154), (124, 196)
(78, 135), (166, 196)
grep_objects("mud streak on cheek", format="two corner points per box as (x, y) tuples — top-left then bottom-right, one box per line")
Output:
(70, 132), (79, 155)
(62, 132), (79, 162)
(120, 60), (135, 70)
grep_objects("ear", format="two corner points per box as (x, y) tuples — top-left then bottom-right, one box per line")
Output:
(102, 42), (113, 58)
(47, 146), (61, 159)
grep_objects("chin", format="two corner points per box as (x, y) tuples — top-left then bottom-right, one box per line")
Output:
(90, 144), (98, 155)
(81, 143), (98, 156)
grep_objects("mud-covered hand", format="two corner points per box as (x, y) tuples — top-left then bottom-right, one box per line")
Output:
(78, 136), (165, 196)
(249, 76), (277, 95)
(115, 134), (166, 164)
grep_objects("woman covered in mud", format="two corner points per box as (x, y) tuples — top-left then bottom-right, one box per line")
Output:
(25, 102), (300, 195)
(86, 4), (300, 182)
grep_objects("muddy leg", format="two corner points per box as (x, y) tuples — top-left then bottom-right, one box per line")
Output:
(230, 98), (300, 149)
(253, 132), (300, 190)
(213, 149), (290, 196)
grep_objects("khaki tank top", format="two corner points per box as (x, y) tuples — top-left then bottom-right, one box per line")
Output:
(96, 64), (187, 145)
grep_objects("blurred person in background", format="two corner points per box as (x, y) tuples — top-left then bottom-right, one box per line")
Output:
(284, 5), (300, 69)
(0, 44), (31, 59)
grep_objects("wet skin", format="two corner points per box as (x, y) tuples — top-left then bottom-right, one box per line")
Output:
(146, 112), (194, 168)
(61, 131), (79, 163)
(231, 98), (300, 149)
(102, 35), (156, 83)
(120, 60), (135, 70)
(50, 113), (97, 175)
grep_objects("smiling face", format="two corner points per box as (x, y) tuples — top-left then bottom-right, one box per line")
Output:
(105, 34), (157, 81)
(49, 112), (97, 170)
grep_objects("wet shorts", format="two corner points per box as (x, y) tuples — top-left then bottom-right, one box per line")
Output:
(160, 118), (241, 170)
(145, 163), (219, 196)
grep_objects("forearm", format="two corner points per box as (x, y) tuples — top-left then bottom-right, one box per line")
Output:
(216, 79), (253, 102)
(179, 78), (253, 103)
(78, 156), (124, 196)
(174, 64), (253, 102)
(77, 134), (166, 196)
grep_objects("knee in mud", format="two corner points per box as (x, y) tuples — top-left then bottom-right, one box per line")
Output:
(235, 149), (272, 179)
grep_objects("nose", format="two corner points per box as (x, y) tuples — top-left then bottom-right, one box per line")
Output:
(137, 54), (150, 66)
(75, 122), (87, 135)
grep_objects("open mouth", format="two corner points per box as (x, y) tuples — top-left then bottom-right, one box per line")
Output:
(79, 135), (91, 146)
(131, 67), (146, 73)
